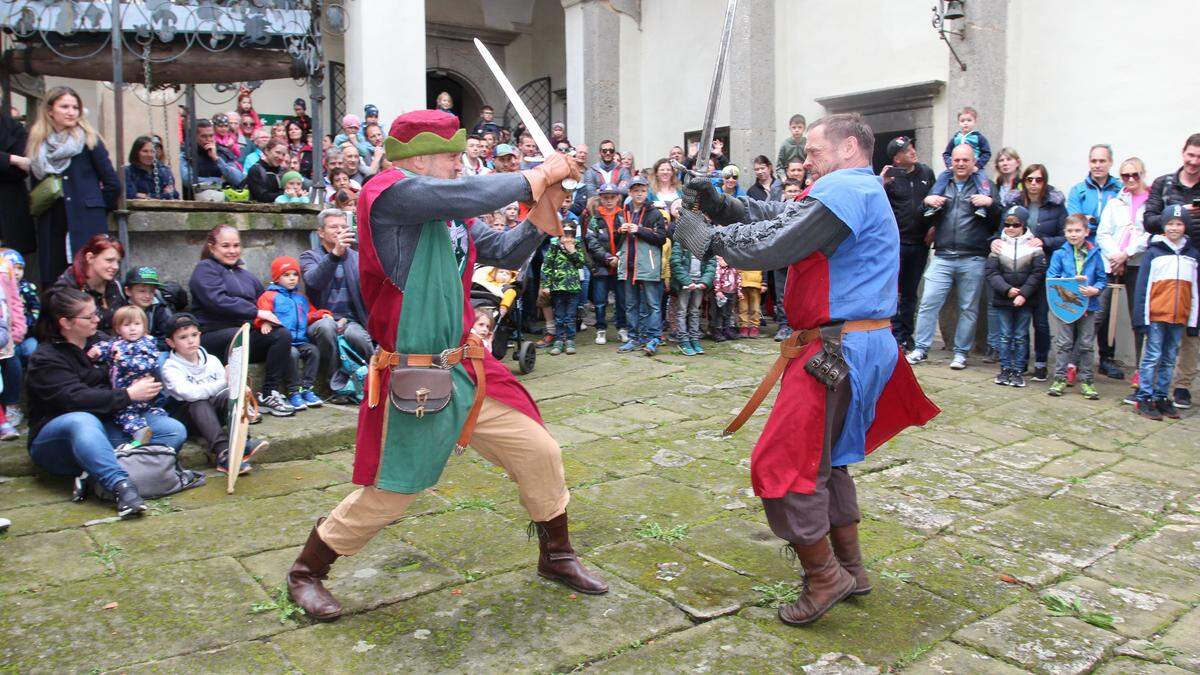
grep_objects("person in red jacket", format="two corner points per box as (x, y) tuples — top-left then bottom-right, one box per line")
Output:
(256, 256), (330, 411)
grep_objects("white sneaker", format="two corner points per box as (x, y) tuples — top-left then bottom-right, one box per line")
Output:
(595, 329), (607, 345)
(618, 328), (630, 343)
(905, 349), (927, 365)
(949, 354), (967, 370)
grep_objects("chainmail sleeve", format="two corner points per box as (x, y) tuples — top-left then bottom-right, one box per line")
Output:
(710, 196), (852, 271)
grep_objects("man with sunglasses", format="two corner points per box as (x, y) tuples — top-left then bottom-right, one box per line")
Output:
(584, 140), (631, 198)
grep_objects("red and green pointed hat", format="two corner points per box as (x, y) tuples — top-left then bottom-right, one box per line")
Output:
(384, 109), (466, 161)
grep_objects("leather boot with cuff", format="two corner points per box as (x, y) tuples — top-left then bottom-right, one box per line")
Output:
(287, 518), (343, 621)
(533, 512), (609, 594)
(829, 523), (872, 596)
(778, 538), (856, 626)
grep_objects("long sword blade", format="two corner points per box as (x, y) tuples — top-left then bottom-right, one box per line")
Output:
(694, 0), (739, 176)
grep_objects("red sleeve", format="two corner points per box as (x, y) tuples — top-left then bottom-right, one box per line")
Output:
(306, 299), (332, 325)
(254, 291), (277, 330)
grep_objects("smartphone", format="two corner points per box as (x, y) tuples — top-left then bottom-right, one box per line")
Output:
(1192, 198), (1200, 208)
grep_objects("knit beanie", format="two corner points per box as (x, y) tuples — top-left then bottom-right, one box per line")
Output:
(281, 171), (303, 184)
(271, 256), (301, 281)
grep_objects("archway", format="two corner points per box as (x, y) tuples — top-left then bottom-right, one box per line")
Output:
(426, 70), (484, 129)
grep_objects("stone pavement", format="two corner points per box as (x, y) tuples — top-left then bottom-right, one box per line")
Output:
(1, 338), (1198, 673)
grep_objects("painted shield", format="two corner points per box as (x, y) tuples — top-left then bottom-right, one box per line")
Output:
(1046, 277), (1087, 324)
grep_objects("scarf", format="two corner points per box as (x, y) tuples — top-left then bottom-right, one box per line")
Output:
(32, 129), (85, 180)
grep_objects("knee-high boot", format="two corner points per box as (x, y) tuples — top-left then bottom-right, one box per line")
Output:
(829, 523), (872, 595)
(533, 512), (609, 594)
(778, 538), (856, 626)
(287, 518), (344, 621)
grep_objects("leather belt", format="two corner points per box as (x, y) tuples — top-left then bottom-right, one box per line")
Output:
(366, 336), (488, 452)
(724, 318), (892, 436)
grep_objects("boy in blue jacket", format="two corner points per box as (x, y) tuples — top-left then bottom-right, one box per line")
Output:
(257, 257), (330, 411)
(1046, 214), (1107, 398)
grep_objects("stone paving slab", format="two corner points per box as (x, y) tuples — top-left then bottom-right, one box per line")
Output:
(1155, 606), (1200, 671)
(1037, 450), (1124, 479)
(1092, 657), (1193, 675)
(269, 568), (691, 673)
(391, 506), (535, 576)
(0, 556), (287, 672)
(572, 474), (729, 527)
(0, 528), (108, 594)
(1064, 471), (1182, 517)
(1084, 548), (1200, 604)
(0, 474), (73, 511)
(953, 598), (1125, 674)
(1045, 576), (1188, 639)
(904, 641), (1029, 674)
(585, 616), (814, 673)
(116, 641), (293, 674)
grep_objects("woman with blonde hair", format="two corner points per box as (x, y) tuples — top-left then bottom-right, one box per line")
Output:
(648, 158), (682, 206)
(993, 147), (1023, 206)
(1097, 156), (1153, 388)
(26, 86), (119, 286)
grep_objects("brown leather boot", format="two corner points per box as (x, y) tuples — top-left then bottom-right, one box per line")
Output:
(778, 538), (856, 626)
(287, 519), (343, 621)
(533, 513), (609, 594)
(829, 524), (872, 595)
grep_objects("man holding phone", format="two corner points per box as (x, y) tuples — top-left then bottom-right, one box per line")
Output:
(300, 208), (373, 398)
(880, 136), (935, 352)
(1144, 132), (1200, 409)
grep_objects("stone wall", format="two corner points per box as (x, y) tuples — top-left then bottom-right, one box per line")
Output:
(118, 200), (321, 288)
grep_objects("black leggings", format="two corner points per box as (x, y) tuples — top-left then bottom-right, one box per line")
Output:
(200, 325), (296, 395)
(171, 390), (229, 456)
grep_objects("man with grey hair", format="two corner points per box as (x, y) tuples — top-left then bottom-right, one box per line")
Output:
(300, 208), (372, 400)
(672, 113), (939, 627)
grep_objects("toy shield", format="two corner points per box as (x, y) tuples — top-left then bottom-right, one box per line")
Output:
(1046, 277), (1087, 324)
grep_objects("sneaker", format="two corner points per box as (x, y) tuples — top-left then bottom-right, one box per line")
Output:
(0, 422), (19, 441)
(679, 341), (696, 356)
(949, 354), (967, 370)
(287, 392), (309, 411)
(905, 349), (928, 365)
(301, 389), (323, 408)
(215, 449), (253, 476)
(595, 329), (607, 345)
(112, 479), (147, 519)
(691, 339), (705, 355)
(982, 348), (1000, 364)
(618, 328), (630, 343)
(549, 340), (563, 355)
(1080, 382), (1099, 400)
(1032, 365), (1048, 382)
(247, 403), (263, 424)
(713, 331), (727, 343)
(1047, 379), (1067, 397)
(132, 426), (152, 446)
(1155, 397), (1181, 419)
(244, 437), (269, 460)
(774, 326), (793, 342)
(1066, 363), (1077, 386)
(1173, 387), (1192, 409)
(643, 338), (661, 355)
(1009, 371), (1026, 388)
(537, 334), (556, 348)
(617, 340), (638, 353)
(258, 390), (296, 417)
(994, 370), (1010, 386)
(6, 405), (22, 427)
(565, 340), (577, 355)
(1135, 398), (1163, 421)
(1122, 392), (1139, 405)
(1099, 359), (1125, 380)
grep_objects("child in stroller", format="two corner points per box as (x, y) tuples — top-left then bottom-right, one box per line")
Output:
(471, 265), (537, 374)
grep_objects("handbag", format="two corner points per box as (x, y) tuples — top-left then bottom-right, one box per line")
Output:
(388, 363), (453, 418)
(29, 174), (63, 217)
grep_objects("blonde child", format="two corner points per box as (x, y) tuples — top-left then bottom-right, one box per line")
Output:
(89, 306), (166, 445)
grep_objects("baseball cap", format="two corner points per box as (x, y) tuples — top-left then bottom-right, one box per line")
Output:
(886, 136), (912, 159)
(598, 182), (620, 195)
(165, 312), (201, 337)
(124, 265), (164, 287)
(495, 143), (518, 158)
(364, 104), (379, 118)
(629, 176), (649, 188)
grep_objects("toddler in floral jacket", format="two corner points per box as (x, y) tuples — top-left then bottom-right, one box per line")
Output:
(89, 305), (165, 445)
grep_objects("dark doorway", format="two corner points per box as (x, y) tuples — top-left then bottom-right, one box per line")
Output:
(873, 128), (916, 173)
(426, 71), (483, 128)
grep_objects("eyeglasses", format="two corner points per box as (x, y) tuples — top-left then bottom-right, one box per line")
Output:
(1120, 172), (1140, 180)
(600, 148), (615, 154)
(1025, 176), (1045, 183)
(70, 310), (101, 321)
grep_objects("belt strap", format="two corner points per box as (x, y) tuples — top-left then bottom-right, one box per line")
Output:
(723, 319), (891, 436)
(455, 336), (487, 453)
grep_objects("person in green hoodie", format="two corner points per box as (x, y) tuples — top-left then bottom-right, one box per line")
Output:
(669, 242), (716, 356)
(542, 224), (587, 355)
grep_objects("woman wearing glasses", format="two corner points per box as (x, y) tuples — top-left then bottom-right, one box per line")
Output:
(999, 164), (1068, 381)
(25, 288), (187, 520)
(1098, 157), (1153, 384)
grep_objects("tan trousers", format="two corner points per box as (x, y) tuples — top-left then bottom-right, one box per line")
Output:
(1173, 334), (1198, 390)
(738, 288), (762, 328)
(318, 398), (569, 555)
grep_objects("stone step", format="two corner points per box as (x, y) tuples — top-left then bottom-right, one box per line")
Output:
(0, 400), (358, 478)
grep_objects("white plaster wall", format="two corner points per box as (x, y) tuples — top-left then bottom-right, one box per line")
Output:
(617, 12), (643, 160)
(1004, 0), (1200, 187)
(501, 0), (568, 128)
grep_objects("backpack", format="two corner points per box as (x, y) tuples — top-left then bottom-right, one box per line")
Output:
(332, 336), (368, 403)
(159, 281), (189, 312)
(79, 444), (206, 502)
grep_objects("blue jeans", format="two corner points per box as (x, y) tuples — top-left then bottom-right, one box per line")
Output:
(16, 336), (36, 367)
(28, 411), (187, 491)
(623, 280), (664, 343)
(913, 255), (986, 355)
(1138, 322), (1185, 400)
(995, 305), (1031, 372)
(986, 294), (1001, 352)
(1032, 286), (1052, 365)
(590, 273), (627, 330)
(577, 267), (591, 313)
(930, 169), (989, 196)
(551, 291), (580, 340)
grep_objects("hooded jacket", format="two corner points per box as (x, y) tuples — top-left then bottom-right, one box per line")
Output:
(669, 246), (716, 292)
(26, 337), (129, 446)
(617, 201), (667, 282)
(255, 283), (330, 346)
(985, 230), (1046, 306)
(1046, 240), (1108, 313)
(161, 346), (227, 402)
(1133, 235), (1199, 330)
(1067, 174), (1122, 234)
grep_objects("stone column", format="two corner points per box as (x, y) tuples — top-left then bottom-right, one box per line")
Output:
(562, 0), (620, 151)
(346, 0), (426, 122)
(727, 0), (775, 175)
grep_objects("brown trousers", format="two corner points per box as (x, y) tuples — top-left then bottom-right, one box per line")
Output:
(760, 370), (860, 545)
(1173, 334), (1197, 390)
(318, 398), (569, 555)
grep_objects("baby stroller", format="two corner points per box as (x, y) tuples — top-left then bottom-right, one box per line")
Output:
(471, 265), (537, 374)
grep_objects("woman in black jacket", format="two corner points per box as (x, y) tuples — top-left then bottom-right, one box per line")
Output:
(48, 234), (126, 338)
(25, 86), (120, 286)
(188, 224), (296, 416)
(247, 139), (288, 203)
(26, 288), (186, 519)
(0, 112), (33, 254)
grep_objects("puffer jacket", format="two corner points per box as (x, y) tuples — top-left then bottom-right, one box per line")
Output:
(1133, 235), (1199, 330)
(984, 231), (1046, 306)
(1144, 168), (1200, 237)
(255, 283), (330, 346)
(1003, 187), (1069, 257)
(1096, 189), (1151, 270)
(1046, 240), (1108, 313)
(585, 205), (625, 276)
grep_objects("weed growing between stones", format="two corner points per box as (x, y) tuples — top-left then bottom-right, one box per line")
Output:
(250, 584), (306, 624)
(463, 570), (484, 582)
(147, 498), (183, 516)
(84, 543), (123, 572)
(880, 569), (914, 583)
(752, 581), (800, 607)
(451, 497), (497, 512)
(1143, 641), (1183, 666)
(1040, 591), (1116, 629)
(634, 522), (690, 543)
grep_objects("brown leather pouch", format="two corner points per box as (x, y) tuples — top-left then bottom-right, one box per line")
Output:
(388, 366), (453, 418)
